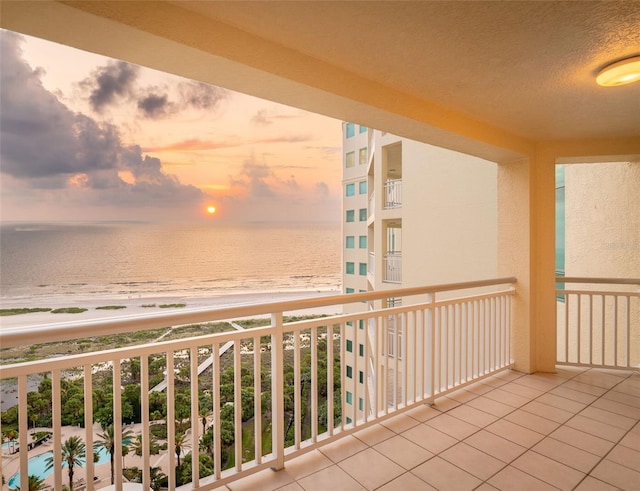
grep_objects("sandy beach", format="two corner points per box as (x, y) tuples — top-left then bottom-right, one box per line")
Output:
(0, 289), (343, 330)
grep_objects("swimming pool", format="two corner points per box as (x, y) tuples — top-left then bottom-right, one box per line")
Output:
(2, 441), (18, 452)
(8, 447), (110, 489)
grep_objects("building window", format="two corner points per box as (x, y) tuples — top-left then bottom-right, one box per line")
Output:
(346, 236), (355, 248)
(345, 123), (355, 138)
(346, 366), (353, 378)
(358, 398), (364, 411)
(359, 181), (367, 194)
(359, 148), (367, 165)
(346, 183), (355, 196)
(359, 236), (367, 248)
(346, 288), (355, 294)
(346, 262), (355, 274)
(359, 344), (364, 356)
(359, 125), (367, 133)
(359, 208), (367, 221)
(346, 417), (352, 424)
(346, 210), (355, 222)
(346, 391), (353, 404)
(359, 319), (365, 330)
(346, 339), (353, 352)
(359, 371), (364, 384)
(346, 151), (355, 168)
(359, 263), (367, 276)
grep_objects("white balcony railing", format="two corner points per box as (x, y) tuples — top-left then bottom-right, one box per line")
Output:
(368, 191), (374, 219)
(1, 278), (515, 491)
(556, 277), (640, 370)
(383, 179), (402, 209)
(383, 252), (402, 283)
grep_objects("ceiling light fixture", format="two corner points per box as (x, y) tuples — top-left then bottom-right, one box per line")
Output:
(596, 55), (640, 87)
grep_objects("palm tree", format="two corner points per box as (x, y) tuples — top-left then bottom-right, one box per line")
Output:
(45, 435), (86, 491)
(15, 474), (46, 491)
(4, 429), (18, 454)
(149, 466), (167, 491)
(199, 408), (211, 436)
(174, 431), (188, 468)
(132, 433), (160, 457)
(94, 424), (134, 485)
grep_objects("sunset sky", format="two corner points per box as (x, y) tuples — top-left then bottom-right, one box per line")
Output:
(0, 30), (343, 223)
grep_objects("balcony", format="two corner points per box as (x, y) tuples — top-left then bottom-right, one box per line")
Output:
(228, 366), (640, 491)
(383, 179), (402, 210)
(383, 252), (402, 283)
(2, 277), (638, 491)
(1, 278), (516, 491)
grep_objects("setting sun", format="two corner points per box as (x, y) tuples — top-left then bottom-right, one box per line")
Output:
(207, 205), (216, 214)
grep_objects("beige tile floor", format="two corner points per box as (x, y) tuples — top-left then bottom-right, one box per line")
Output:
(225, 367), (640, 491)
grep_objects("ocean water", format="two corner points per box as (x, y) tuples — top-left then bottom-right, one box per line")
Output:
(0, 221), (341, 301)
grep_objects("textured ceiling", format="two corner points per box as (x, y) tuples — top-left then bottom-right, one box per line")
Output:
(175, 1), (640, 141)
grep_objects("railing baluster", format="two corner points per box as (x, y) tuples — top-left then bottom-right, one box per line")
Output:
(311, 325), (318, 439)
(589, 294), (594, 365)
(141, 355), (151, 490)
(625, 295), (631, 368)
(190, 347), (200, 487)
(166, 351), (176, 491)
(212, 342), (221, 480)
(233, 340), (242, 471)
(327, 324), (335, 434)
(293, 328), (301, 447)
(614, 295), (619, 366)
(471, 300), (476, 379)
(113, 358), (123, 491)
(51, 370), (62, 491)
(271, 312), (285, 471)
(18, 374), (29, 491)
(83, 364), (94, 490)
(577, 294), (582, 364)
(253, 335), (263, 464)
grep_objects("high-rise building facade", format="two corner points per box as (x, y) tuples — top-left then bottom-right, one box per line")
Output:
(341, 123), (499, 419)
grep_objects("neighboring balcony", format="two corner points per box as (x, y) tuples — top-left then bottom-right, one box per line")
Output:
(1, 277), (637, 491)
(383, 179), (402, 209)
(383, 251), (402, 283)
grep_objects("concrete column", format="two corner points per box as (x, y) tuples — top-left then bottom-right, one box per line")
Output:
(498, 152), (557, 373)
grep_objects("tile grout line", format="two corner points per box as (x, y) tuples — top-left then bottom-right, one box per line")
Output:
(549, 369), (639, 491)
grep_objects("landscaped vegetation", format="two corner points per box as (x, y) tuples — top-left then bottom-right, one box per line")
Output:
(0, 308), (52, 317)
(1, 316), (340, 488)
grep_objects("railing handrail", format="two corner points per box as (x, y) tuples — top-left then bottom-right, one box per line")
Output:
(384, 251), (402, 258)
(556, 276), (640, 285)
(0, 277), (516, 349)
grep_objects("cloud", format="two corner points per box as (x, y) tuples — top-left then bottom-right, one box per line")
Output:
(179, 81), (227, 110)
(137, 92), (172, 118)
(143, 134), (313, 153)
(251, 108), (301, 126)
(0, 31), (206, 210)
(86, 60), (139, 112)
(136, 82), (227, 119)
(305, 145), (342, 160)
(251, 109), (272, 126)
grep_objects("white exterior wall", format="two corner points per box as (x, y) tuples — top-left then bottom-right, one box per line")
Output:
(401, 141), (498, 289)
